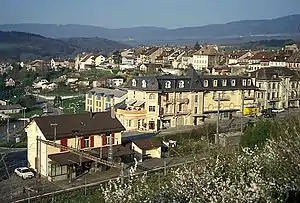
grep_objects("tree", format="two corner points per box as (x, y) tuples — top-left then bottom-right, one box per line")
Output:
(194, 41), (201, 50)
(18, 95), (37, 110)
(112, 51), (122, 64)
(54, 96), (63, 107)
(0, 76), (5, 89)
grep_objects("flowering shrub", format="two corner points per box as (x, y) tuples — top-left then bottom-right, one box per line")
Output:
(56, 119), (300, 203)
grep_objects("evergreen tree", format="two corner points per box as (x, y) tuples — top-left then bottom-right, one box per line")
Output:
(194, 41), (200, 50)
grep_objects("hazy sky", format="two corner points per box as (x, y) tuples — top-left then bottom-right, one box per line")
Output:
(1, 0), (300, 28)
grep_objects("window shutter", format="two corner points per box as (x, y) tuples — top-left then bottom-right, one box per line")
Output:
(80, 137), (85, 149)
(111, 133), (115, 144)
(102, 135), (107, 146)
(60, 138), (68, 152)
(90, 136), (94, 148)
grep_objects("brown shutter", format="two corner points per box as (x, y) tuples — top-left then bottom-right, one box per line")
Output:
(90, 136), (94, 147)
(60, 138), (68, 152)
(102, 135), (107, 146)
(80, 137), (85, 148)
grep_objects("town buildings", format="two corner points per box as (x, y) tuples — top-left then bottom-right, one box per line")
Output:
(251, 67), (300, 109)
(116, 68), (257, 131)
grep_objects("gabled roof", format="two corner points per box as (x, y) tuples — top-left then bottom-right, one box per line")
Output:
(88, 87), (127, 98)
(193, 46), (219, 56)
(133, 139), (161, 150)
(33, 112), (125, 141)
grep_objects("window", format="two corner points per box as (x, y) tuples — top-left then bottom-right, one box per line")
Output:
(194, 95), (198, 103)
(132, 79), (137, 86)
(106, 135), (112, 144)
(179, 104), (182, 112)
(204, 80), (208, 87)
(179, 80), (184, 88)
(106, 96), (111, 103)
(222, 79), (227, 86)
(242, 79), (247, 86)
(213, 80), (218, 87)
(165, 81), (171, 88)
(231, 79), (236, 86)
(96, 101), (101, 107)
(149, 93), (155, 100)
(194, 107), (198, 114)
(106, 102), (111, 109)
(247, 79), (252, 86)
(84, 137), (90, 148)
(142, 80), (147, 88)
(127, 120), (132, 127)
(149, 106), (155, 112)
(50, 164), (67, 177)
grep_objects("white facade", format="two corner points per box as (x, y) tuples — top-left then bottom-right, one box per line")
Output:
(192, 55), (209, 70)
(95, 55), (106, 66)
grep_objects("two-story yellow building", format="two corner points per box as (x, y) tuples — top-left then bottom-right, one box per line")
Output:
(25, 111), (132, 182)
(85, 88), (127, 112)
(117, 68), (257, 131)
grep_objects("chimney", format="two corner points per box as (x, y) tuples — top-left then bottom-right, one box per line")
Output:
(110, 106), (116, 119)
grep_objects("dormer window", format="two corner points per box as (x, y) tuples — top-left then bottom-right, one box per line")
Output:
(178, 80), (184, 88)
(213, 80), (218, 87)
(204, 80), (208, 87)
(231, 79), (236, 86)
(142, 80), (147, 88)
(242, 79), (247, 86)
(165, 81), (171, 88)
(132, 79), (137, 87)
(247, 79), (252, 86)
(222, 79), (227, 86)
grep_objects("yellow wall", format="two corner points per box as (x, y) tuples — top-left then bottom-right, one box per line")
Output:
(146, 148), (161, 158)
(85, 93), (114, 112)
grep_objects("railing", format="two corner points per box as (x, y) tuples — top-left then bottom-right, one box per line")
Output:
(213, 96), (231, 101)
(37, 138), (120, 168)
(117, 109), (147, 115)
(176, 98), (189, 103)
(244, 96), (255, 100)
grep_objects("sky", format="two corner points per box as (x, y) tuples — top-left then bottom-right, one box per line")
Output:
(0, 0), (300, 28)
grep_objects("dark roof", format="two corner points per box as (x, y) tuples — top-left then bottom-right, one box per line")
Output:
(133, 139), (161, 150)
(287, 52), (300, 63)
(251, 67), (300, 80)
(33, 112), (125, 140)
(49, 152), (91, 165)
(250, 51), (274, 61)
(124, 68), (257, 92)
(0, 104), (23, 110)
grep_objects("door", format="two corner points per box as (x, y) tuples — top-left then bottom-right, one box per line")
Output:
(149, 121), (155, 130)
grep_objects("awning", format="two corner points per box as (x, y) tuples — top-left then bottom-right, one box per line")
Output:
(134, 100), (145, 107)
(126, 99), (137, 106)
(48, 152), (91, 166)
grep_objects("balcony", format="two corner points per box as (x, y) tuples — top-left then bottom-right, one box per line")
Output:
(244, 96), (255, 100)
(117, 108), (147, 116)
(176, 98), (189, 104)
(176, 110), (191, 115)
(213, 95), (231, 101)
(163, 111), (175, 116)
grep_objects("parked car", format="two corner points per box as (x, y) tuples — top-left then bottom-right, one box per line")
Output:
(14, 167), (34, 179)
(270, 108), (285, 113)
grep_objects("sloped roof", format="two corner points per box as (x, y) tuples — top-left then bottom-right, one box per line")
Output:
(33, 112), (125, 140)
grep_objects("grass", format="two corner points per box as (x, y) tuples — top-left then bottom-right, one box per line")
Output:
(61, 97), (85, 114)
(79, 69), (113, 80)
(0, 140), (27, 148)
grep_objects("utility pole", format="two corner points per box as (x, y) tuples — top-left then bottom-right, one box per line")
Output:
(215, 92), (220, 145)
(6, 100), (10, 143)
(108, 134), (113, 161)
(241, 90), (245, 133)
